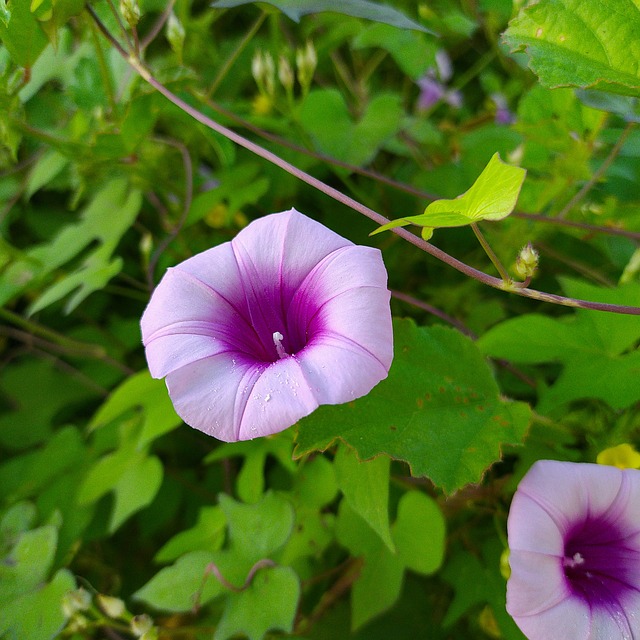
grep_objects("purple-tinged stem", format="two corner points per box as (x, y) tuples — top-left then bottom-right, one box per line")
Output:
(86, 7), (640, 316)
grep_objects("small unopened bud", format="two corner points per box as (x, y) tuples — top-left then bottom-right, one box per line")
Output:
(119, 0), (140, 27)
(167, 12), (186, 60)
(514, 242), (539, 280)
(97, 594), (126, 619)
(62, 588), (91, 617)
(296, 41), (317, 93)
(131, 614), (154, 637)
(140, 628), (159, 640)
(278, 54), (294, 93)
(251, 51), (275, 97)
(263, 52), (275, 97)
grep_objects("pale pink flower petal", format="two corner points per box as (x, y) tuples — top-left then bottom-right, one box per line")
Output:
(140, 208), (393, 441)
(507, 460), (640, 640)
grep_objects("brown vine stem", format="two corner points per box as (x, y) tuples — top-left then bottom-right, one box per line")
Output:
(557, 121), (635, 219)
(391, 290), (475, 338)
(192, 559), (276, 612)
(86, 6), (640, 316)
(197, 96), (640, 243)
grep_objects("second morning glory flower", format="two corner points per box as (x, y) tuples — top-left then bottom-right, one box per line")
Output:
(141, 208), (393, 442)
(507, 460), (640, 639)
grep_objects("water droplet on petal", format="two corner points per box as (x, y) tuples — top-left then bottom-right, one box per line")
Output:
(265, 394), (271, 402)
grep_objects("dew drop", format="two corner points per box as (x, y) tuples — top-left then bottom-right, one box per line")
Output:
(265, 394), (271, 402)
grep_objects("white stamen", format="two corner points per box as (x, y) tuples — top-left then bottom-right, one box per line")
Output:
(564, 552), (585, 568)
(273, 331), (288, 359)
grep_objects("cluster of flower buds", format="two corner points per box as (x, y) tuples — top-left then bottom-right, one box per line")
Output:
(62, 588), (157, 638)
(119, 0), (140, 28)
(252, 41), (317, 100)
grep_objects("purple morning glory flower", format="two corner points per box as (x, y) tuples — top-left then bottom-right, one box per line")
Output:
(507, 460), (640, 639)
(141, 208), (393, 442)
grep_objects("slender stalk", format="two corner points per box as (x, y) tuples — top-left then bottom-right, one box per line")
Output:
(146, 137), (194, 289)
(391, 289), (476, 338)
(105, 0), (134, 49)
(557, 122), (635, 219)
(89, 18), (119, 115)
(197, 95), (640, 242)
(206, 11), (267, 98)
(140, 0), (175, 51)
(471, 223), (512, 282)
(86, 6), (640, 316)
(0, 307), (132, 373)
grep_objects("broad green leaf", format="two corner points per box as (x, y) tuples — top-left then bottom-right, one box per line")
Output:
(0, 179), (141, 312)
(25, 150), (68, 198)
(279, 507), (335, 565)
(298, 90), (404, 167)
(336, 501), (403, 629)
(155, 506), (227, 563)
(334, 445), (394, 551)
(219, 491), (295, 562)
(0, 0), (48, 67)
(109, 455), (163, 532)
(134, 550), (223, 612)
(136, 492), (295, 613)
(442, 539), (524, 638)
(0, 359), (97, 451)
(371, 153), (526, 239)
(478, 280), (640, 412)
(89, 370), (182, 447)
(0, 525), (57, 602)
(0, 503), (37, 552)
(504, 0), (640, 96)
(214, 566), (301, 640)
(211, 0), (429, 32)
(186, 163), (270, 226)
(205, 433), (296, 504)
(353, 23), (437, 79)
(0, 426), (85, 500)
(295, 319), (532, 493)
(0, 568), (75, 640)
(392, 491), (445, 575)
(290, 454), (338, 510)
(77, 447), (145, 506)
(577, 90), (640, 123)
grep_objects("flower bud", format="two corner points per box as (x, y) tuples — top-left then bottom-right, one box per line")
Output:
(296, 41), (317, 92)
(251, 51), (275, 97)
(278, 54), (294, 93)
(514, 242), (539, 280)
(140, 628), (159, 640)
(97, 594), (126, 619)
(131, 614), (154, 637)
(167, 12), (186, 60)
(62, 587), (91, 617)
(119, 0), (140, 27)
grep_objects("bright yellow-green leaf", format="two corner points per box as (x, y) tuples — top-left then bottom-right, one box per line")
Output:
(371, 153), (526, 238)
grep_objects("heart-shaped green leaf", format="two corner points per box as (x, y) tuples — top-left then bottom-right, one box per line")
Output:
(372, 153), (526, 239)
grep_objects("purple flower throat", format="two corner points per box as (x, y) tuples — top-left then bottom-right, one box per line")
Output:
(562, 515), (639, 607)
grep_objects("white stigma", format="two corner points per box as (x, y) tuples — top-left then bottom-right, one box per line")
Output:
(564, 552), (585, 568)
(273, 331), (288, 359)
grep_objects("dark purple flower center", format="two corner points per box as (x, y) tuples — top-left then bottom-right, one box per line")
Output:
(563, 516), (640, 609)
(228, 285), (321, 365)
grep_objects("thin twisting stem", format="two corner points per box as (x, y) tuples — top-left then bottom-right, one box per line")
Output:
(470, 223), (512, 283)
(557, 122), (635, 219)
(85, 6), (640, 317)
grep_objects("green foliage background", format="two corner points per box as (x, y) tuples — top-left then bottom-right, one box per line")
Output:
(1, 0), (639, 638)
